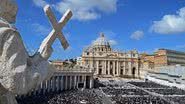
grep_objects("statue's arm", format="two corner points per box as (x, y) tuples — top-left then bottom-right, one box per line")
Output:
(38, 36), (54, 60)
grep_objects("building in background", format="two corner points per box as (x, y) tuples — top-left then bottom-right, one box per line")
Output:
(77, 33), (140, 78)
(140, 49), (185, 70)
(77, 33), (185, 79)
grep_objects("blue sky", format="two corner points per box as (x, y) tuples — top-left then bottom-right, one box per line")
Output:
(15, 0), (185, 60)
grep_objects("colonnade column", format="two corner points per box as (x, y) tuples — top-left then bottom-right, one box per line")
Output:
(50, 77), (52, 92)
(74, 76), (77, 89)
(56, 76), (60, 92)
(69, 76), (72, 89)
(52, 77), (55, 92)
(77, 76), (79, 89)
(65, 76), (68, 90)
(47, 79), (51, 93)
(43, 81), (46, 94)
(60, 76), (63, 91)
(38, 83), (42, 94)
(90, 76), (94, 88)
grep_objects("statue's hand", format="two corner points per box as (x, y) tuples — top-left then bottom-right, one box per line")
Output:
(40, 45), (53, 60)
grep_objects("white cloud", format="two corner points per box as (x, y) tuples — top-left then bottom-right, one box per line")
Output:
(130, 30), (144, 40)
(32, 23), (50, 36)
(33, 0), (118, 21)
(151, 7), (185, 34)
(54, 0), (118, 21)
(109, 40), (117, 45)
(33, 0), (48, 8)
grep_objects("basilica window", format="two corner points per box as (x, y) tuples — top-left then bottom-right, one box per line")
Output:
(106, 70), (108, 75)
(133, 54), (135, 57)
(86, 52), (89, 55)
(110, 69), (113, 75)
(120, 69), (123, 75)
(99, 68), (102, 75)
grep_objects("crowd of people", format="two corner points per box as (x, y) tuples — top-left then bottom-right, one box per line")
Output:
(16, 80), (185, 104)
(99, 80), (170, 104)
(128, 81), (169, 88)
(165, 96), (185, 104)
(148, 88), (185, 95)
(17, 89), (104, 104)
(47, 89), (103, 104)
(102, 88), (149, 96)
(111, 96), (171, 104)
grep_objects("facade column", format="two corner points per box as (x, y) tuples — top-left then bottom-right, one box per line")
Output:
(84, 75), (86, 88)
(96, 60), (99, 75)
(136, 62), (139, 77)
(117, 61), (119, 76)
(129, 62), (132, 76)
(113, 61), (115, 76)
(108, 61), (110, 75)
(104, 60), (107, 75)
(123, 61), (126, 75)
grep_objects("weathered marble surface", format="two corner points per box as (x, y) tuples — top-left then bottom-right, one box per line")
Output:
(0, 0), (60, 104)
(38, 5), (72, 59)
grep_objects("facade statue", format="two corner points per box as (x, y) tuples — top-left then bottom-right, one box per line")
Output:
(0, 0), (72, 104)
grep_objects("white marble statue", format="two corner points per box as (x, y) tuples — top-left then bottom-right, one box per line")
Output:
(0, 0), (72, 104)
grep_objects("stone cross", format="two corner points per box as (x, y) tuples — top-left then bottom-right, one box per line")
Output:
(39, 5), (72, 57)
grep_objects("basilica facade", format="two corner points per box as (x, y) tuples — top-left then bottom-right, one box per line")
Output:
(77, 33), (140, 78)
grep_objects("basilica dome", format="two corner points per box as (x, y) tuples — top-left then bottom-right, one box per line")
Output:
(84, 32), (112, 52)
(91, 32), (110, 47)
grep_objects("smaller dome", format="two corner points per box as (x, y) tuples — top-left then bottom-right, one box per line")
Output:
(92, 32), (110, 46)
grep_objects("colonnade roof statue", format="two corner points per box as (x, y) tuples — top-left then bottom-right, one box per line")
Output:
(0, 0), (73, 104)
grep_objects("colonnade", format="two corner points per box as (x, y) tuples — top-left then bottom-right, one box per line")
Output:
(22, 74), (94, 96)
